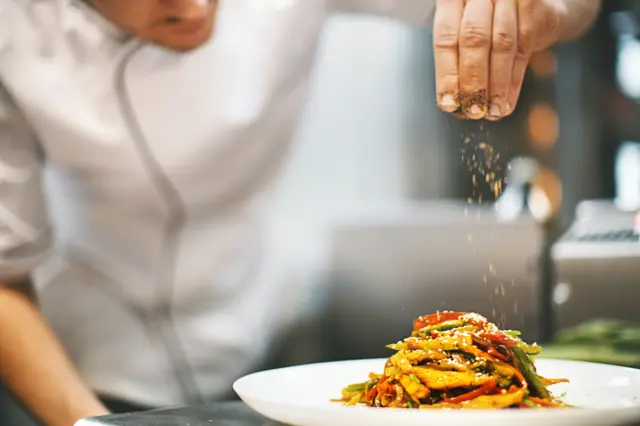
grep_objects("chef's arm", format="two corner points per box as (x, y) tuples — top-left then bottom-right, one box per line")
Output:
(327, 0), (601, 38)
(0, 282), (110, 426)
(554, 0), (602, 44)
(0, 85), (108, 426)
(327, 0), (435, 26)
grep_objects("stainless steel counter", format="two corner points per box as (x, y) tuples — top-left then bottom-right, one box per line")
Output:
(76, 401), (275, 426)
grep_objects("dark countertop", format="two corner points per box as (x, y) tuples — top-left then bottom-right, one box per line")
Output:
(76, 401), (277, 426)
(74, 399), (640, 426)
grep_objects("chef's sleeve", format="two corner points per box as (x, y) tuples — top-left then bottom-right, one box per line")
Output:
(327, 0), (436, 26)
(0, 84), (52, 284)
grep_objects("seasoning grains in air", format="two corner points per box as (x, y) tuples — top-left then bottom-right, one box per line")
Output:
(459, 120), (511, 327)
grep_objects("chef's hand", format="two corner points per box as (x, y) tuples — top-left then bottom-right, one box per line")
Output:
(433, 0), (564, 120)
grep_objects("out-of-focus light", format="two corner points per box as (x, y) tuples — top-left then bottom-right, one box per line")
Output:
(553, 282), (572, 305)
(616, 36), (640, 99)
(615, 142), (640, 212)
(528, 168), (562, 221)
(527, 103), (559, 150)
(529, 186), (552, 221)
(529, 50), (557, 77)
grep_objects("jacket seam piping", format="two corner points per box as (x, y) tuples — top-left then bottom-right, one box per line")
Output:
(114, 41), (205, 405)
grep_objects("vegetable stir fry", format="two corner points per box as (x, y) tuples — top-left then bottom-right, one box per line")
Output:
(335, 312), (568, 409)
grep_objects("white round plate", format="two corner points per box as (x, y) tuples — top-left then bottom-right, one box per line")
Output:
(234, 358), (640, 426)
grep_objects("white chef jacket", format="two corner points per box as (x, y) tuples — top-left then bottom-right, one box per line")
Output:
(0, 0), (435, 407)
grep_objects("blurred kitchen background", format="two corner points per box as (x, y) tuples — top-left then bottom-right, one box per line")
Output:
(2, 0), (640, 422)
(262, 0), (640, 368)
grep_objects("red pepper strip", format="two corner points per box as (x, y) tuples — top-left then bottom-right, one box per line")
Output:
(441, 380), (497, 404)
(376, 377), (390, 395)
(366, 385), (378, 402)
(486, 346), (509, 361)
(528, 397), (564, 408)
(413, 311), (492, 331)
(518, 403), (531, 408)
(463, 344), (502, 366)
(477, 330), (518, 347)
(413, 312), (468, 331)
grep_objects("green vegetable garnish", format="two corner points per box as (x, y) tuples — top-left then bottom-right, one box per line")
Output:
(412, 320), (466, 336)
(346, 383), (367, 392)
(510, 347), (550, 399)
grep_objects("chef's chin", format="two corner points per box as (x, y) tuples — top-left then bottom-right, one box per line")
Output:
(151, 14), (216, 52)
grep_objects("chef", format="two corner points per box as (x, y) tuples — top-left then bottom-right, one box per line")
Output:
(0, 0), (601, 425)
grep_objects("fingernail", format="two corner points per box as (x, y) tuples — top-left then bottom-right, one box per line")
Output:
(470, 104), (483, 116)
(441, 93), (455, 105)
(489, 104), (501, 117)
(440, 93), (457, 111)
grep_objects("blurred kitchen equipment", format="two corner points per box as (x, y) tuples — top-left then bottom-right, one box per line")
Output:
(322, 200), (545, 362)
(551, 199), (640, 333)
(552, 141), (640, 334)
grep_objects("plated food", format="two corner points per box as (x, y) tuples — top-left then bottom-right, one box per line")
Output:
(335, 311), (568, 409)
